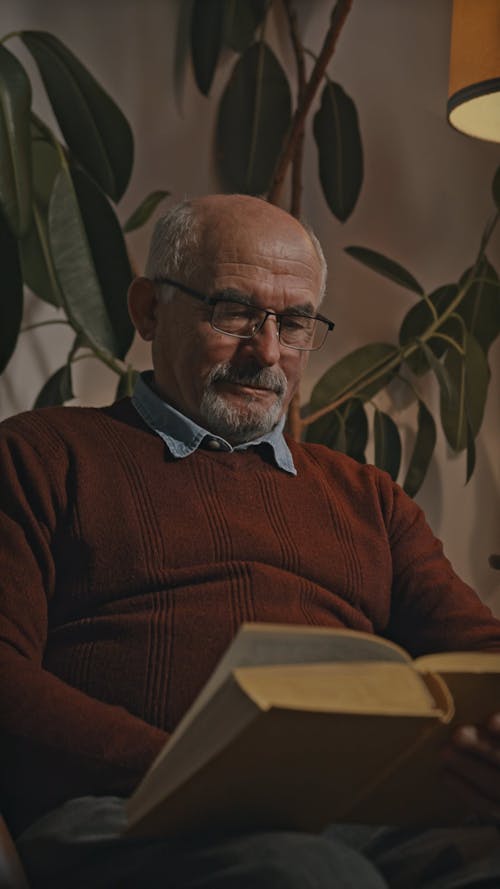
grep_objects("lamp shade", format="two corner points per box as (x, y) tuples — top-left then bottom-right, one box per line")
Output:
(448, 0), (500, 142)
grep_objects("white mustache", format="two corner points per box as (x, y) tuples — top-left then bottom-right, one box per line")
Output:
(208, 363), (287, 397)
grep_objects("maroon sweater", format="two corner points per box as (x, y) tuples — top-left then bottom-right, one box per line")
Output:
(1, 398), (499, 833)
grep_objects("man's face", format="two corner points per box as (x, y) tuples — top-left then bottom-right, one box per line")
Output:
(142, 199), (323, 443)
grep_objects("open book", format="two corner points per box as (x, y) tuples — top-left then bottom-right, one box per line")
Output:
(126, 623), (500, 837)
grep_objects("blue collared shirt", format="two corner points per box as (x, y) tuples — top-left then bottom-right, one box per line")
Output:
(131, 372), (297, 475)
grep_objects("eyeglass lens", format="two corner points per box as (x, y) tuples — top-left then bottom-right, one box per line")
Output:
(211, 301), (328, 351)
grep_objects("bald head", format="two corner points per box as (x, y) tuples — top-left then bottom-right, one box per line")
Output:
(145, 194), (327, 302)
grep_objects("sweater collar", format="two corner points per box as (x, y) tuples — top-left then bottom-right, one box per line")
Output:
(131, 372), (297, 475)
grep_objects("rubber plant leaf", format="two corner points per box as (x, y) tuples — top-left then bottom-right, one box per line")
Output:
(33, 363), (73, 408)
(399, 284), (458, 375)
(440, 332), (489, 452)
(374, 409), (401, 481)
(216, 41), (291, 194)
(0, 207), (23, 372)
(71, 167), (134, 359)
(309, 342), (399, 414)
(403, 400), (436, 498)
(190, 0), (226, 95)
(345, 246), (424, 296)
(20, 129), (64, 307)
(123, 190), (170, 233)
(457, 259), (500, 354)
(492, 164), (500, 209)
(0, 44), (32, 237)
(313, 81), (363, 222)
(21, 31), (133, 201)
(304, 409), (343, 449)
(48, 167), (119, 356)
(344, 398), (368, 464)
(223, 0), (267, 52)
(466, 423), (476, 484)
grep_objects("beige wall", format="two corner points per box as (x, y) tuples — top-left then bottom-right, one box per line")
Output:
(1, 0), (499, 611)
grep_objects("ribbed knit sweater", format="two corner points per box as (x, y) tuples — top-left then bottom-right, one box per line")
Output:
(1, 398), (499, 833)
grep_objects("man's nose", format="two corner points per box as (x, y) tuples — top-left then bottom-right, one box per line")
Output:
(244, 315), (282, 366)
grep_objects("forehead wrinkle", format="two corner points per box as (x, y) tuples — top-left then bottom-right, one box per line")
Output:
(215, 254), (318, 275)
(214, 288), (316, 315)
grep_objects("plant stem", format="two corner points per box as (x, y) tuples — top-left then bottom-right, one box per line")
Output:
(267, 0), (354, 204)
(282, 0), (307, 218)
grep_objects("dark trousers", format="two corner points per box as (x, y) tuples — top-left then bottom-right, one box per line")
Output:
(17, 796), (500, 889)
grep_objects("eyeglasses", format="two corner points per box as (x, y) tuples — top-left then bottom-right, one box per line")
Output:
(154, 276), (334, 352)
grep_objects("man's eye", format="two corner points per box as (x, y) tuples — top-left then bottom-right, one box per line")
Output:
(281, 316), (309, 331)
(221, 306), (255, 320)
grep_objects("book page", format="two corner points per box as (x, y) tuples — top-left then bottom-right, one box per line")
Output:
(235, 661), (441, 715)
(414, 651), (500, 672)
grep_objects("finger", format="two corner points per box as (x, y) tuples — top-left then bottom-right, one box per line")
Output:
(442, 746), (500, 811)
(486, 712), (500, 737)
(443, 767), (500, 823)
(452, 725), (500, 766)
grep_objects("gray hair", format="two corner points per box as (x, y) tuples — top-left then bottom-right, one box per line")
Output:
(145, 201), (201, 291)
(145, 198), (327, 304)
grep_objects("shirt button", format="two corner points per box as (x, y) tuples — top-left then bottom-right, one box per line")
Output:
(206, 438), (222, 450)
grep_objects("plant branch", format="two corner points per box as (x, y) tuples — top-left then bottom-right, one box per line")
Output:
(302, 208), (500, 429)
(267, 0), (354, 204)
(282, 0), (307, 218)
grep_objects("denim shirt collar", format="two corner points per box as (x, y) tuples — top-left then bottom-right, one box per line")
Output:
(131, 372), (297, 475)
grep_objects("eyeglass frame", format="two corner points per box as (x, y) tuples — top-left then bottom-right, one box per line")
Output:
(153, 275), (335, 352)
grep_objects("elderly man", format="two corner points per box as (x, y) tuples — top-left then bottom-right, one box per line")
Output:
(1, 194), (500, 888)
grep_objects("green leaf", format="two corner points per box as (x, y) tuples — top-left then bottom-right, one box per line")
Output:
(190, 0), (226, 95)
(21, 31), (133, 201)
(403, 400), (436, 497)
(374, 410), (401, 481)
(345, 246), (424, 296)
(304, 409), (344, 450)
(33, 363), (73, 408)
(463, 332), (490, 437)
(399, 284), (457, 374)
(123, 189), (169, 233)
(419, 340), (454, 402)
(0, 207), (23, 372)
(48, 167), (119, 356)
(313, 81), (363, 222)
(0, 45), (32, 237)
(466, 423), (476, 484)
(309, 342), (400, 412)
(343, 398), (368, 463)
(457, 259), (500, 354)
(305, 398), (368, 464)
(115, 368), (139, 400)
(439, 332), (489, 451)
(20, 131), (64, 307)
(71, 167), (134, 359)
(216, 41), (291, 194)
(223, 0), (268, 52)
(492, 165), (500, 210)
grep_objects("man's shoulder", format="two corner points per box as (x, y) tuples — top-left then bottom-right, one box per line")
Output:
(0, 398), (142, 452)
(287, 437), (378, 483)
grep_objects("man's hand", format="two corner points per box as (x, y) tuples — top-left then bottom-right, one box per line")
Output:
(442, 713), (500, 821)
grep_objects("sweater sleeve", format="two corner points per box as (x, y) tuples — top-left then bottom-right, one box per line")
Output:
(0, 421), (168, 833)
(378, 471), (500, 656)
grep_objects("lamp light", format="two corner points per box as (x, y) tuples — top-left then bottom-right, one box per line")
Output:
(448, 0), (500, 142)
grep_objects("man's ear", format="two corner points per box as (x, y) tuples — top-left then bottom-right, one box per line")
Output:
(127, 277), (158, 341)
